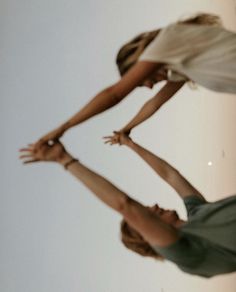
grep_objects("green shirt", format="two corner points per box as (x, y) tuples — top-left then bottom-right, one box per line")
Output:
(152, 195), (236, 277)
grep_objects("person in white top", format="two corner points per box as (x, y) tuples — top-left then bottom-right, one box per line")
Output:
(33, 13), (236, 147)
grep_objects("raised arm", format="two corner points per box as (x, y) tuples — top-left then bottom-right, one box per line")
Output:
(59, 154), (180, 246)
(19, 141), (179, 247)
(35, 61), (161, 147)
(105, 134), (205, 201)
(119, 81), (185, 134)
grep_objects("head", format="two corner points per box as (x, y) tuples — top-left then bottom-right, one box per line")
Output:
(116, 13), (222, 87)
(116, 29), (161, 78)
(120, 204), (183, 260)
(120, 218), (163, 260)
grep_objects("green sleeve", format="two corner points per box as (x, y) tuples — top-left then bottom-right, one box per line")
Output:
(183, 195), (207, 218)
(152, 233), (206, 268)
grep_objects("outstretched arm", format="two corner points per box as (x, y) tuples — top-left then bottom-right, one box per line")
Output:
(105, 134), (205, 201)
(119, 81), (185, 134)
(61, 155), (179, 246)
(19, 141), (179, 247)
(35, 61), (161, 147)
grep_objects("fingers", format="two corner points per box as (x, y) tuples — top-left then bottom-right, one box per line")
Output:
(104, 130), (130, 145)
(19, 145), (35, 154)
(19, 149), (40, 164)
(105, 140), (119, 145)
(19, 153), (37, 164)
(20, 141), (48, 153)
(19, 149), (34, 163)
(19, 137), (63, 166)
(19, 154), (33, 159)
(104, 140), (111, 144)
(103, 138), (115, 145)
(103, 138), (120, 145)
(19, 148), (30, 152)
(19, 141), (37, 153)
(19, 149), (33, 156)
(23, 159), (40, 164)
(103, 131), (123, 145)
(19, 147), (33, 153)
(19, 143), (37, 164)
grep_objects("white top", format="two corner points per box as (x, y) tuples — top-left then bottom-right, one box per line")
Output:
(139, 23), (236, 93)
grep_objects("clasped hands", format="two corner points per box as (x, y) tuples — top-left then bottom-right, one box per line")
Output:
(19, 130), (132, 165)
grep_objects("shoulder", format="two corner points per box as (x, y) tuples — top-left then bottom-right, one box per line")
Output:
(152, 233), (206, 267)
(183, 195), (207, 217)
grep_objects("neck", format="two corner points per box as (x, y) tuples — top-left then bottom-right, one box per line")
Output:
(174, 219), (186, 228)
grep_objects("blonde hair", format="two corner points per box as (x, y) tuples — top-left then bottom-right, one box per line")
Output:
(116, 13), (223, 76)
(120, 219), (164, 260)
(116, 29), (160, 76)
(178, 12), (222, 26)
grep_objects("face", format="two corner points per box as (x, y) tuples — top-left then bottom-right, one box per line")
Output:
(149, 204), (183, 227)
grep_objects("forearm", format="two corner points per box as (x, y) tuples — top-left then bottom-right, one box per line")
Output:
(58, 154), (178, 246)
(125, 140), (203, 199)
(121, 81), (184, 133)
(121, 96), (164, 133)
(126, 140), (178, 184)
(59, 86), (122, 132)
(58, 153), (128, 212)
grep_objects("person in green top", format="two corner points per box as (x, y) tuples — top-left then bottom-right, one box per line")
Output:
(19, 133), (236, 278)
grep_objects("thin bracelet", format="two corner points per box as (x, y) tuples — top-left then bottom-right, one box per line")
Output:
(64, 158), (79, 170)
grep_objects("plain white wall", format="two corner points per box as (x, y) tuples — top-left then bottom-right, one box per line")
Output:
(1, 0), (236, 291)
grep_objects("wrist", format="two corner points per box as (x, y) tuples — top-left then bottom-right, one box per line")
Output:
(120, 127), (131, 135)
(57, 152), (73, 165)
(125, 139), (134, 148)
(60, 121), (71, 133)
(63, 158), (79, 169)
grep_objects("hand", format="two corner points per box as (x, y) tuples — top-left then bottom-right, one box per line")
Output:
(103, 131), (132, 146)
(34, 126), (66, 150)
(19, 140), (68, 164)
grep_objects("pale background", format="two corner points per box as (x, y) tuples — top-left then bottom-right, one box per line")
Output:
(1, 0), (236, 291)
